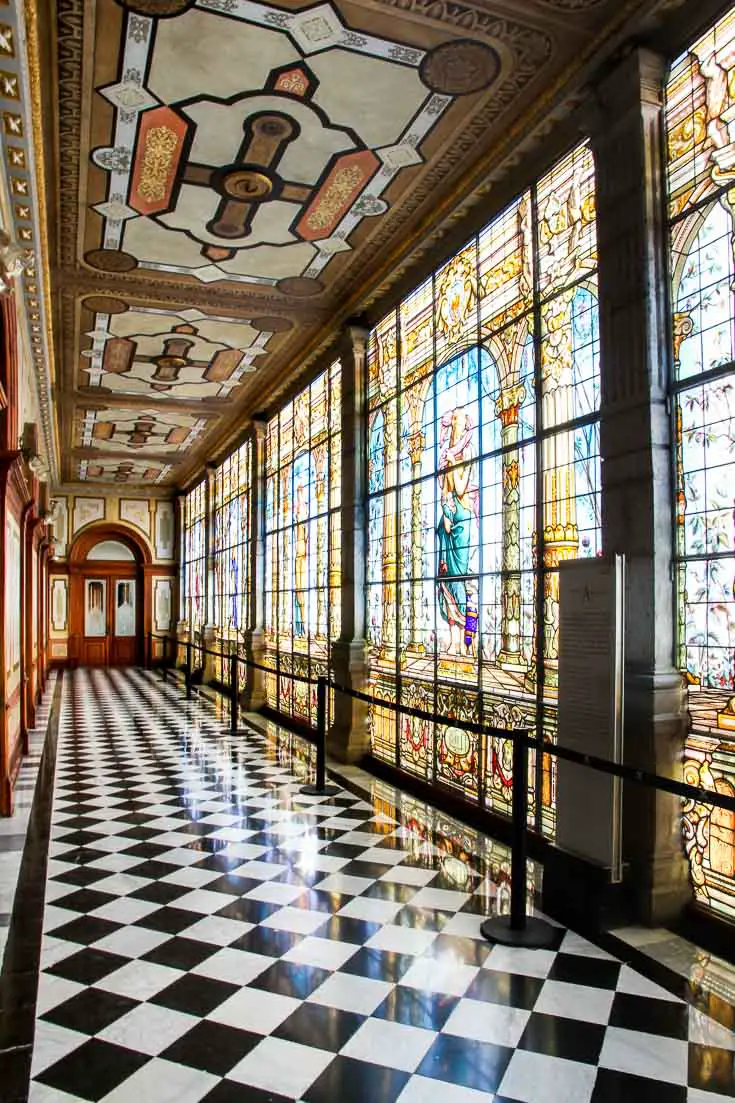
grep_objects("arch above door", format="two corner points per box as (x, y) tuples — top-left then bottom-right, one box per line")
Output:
(67, 522), (150, 667)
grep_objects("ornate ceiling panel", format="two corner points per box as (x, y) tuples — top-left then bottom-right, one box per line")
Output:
(34, 0), (672, 488)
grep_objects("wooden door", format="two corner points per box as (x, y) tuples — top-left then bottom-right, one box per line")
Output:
(110, 578), (139, 666)
(75, 569), (142, 667)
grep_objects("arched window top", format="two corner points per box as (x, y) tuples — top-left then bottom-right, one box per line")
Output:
(87, 539), (135, 561)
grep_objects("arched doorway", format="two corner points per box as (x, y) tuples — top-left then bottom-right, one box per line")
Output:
(68, 525), (149, 667)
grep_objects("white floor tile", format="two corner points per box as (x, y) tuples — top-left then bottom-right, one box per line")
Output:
(261, 906), (329, 935)
(366, 924), (438, 956)
(400, 956), (478, 997)
(97, 1003), (198, 1056)
(229, 1036), (333, 1097)
(208, 986), (300, 1034)
(337, 895), (403, 924)
(598, 1026), (689, 1085)
(282, 935), (359, 971)
(484, 944), (557, 979)
(308, 971), (393, 1014)
(101, 1057), (217, 1103)
(444, 997), (530, 1047)
(341, 1016), (437, 1071)
(194, 946), (272, 985)
(95, 959), (182, 1000)
(535, 978), (615, 1025)
(499, 1049), (597, 1103)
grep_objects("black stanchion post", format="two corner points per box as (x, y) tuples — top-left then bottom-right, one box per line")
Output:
(186, 640), (192, 700)
(145, 632), (151, 671)
(480, 732), (558, 949)
(230, 652), (238, 732)
(301, 677), (340, 797)
(161, 636), (168, 683)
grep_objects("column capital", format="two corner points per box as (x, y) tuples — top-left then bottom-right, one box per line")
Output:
(251, 418), (266, 445)
(342, 321), (370, 359)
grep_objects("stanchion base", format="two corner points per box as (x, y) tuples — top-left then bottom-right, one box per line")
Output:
(480, 914), (559, 949)
(300, 783), (341, 797)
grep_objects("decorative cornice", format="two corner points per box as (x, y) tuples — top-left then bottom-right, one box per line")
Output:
(0, 0), (60, 482)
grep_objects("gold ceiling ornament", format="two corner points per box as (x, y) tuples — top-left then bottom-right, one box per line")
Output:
(0, 228), (33, 292)
(21, 0), (59, 468)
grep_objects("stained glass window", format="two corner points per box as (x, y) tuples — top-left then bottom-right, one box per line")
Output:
(367, 142), (601, 836)
(264, 362), (341, 726)
(667, 8), (735, 917)
(182, 479), (206, 661)
(212, 441), (252, 687)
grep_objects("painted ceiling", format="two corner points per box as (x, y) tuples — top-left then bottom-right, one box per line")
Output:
(14, 0), (676, 488)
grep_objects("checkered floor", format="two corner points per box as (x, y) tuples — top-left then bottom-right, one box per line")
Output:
(27, 669), (735, 1102)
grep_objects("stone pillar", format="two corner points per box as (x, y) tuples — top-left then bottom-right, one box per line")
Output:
(329, 323), (370, 762)
(202, 463), (217, 685)
(593, 48), (689, 923)
(242, 421), (266, 710)
(496, 383), (526, 670)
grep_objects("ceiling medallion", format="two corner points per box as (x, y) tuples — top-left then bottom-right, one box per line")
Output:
(84, 248), (138, 273)
(420, 39), (501, 96)
(114, 0), (196, 17)
(251, 315), (293, 333)
(82, 295), (129, 315)
(219, 167), (275, 202)
(276, 276), (324, 298)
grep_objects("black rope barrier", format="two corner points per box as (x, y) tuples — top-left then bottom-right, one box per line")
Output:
(148, 631), (735, 949)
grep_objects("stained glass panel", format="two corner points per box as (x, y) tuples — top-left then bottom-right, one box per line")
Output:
(264, 363), (341, 727)
(668, 7), (735, 919)
(367, 142), (601, 838)
(182, 480), (206, 664)
(212, 441), (252, 686)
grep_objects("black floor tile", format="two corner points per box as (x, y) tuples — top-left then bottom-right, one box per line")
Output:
(162, 1019), (261, 1075)
(548, 953), (621, 990)
(591, 1068), (687, 1102)
(142, 935), (219, 971)
(304, 1055), (410, 1103)
(317, 915), (382, 945)
(48, 888), (117, 914)
(519, 1011), (606, 1064)
(35, 1039), (149, 1101)
(129, 880), (190, 906)
(151, 972), (239, 1016)
(249, 960), (330, 999)
(44, 947), (129, 985)
(134, 906), (197, 935)
(275, 1001), (365, 1052)
(46, 914), (122, 946)
(230, 925), (303, 958)
(465, 969), (544, 1010)
(341, 947), (415, 984)
(417, 1033), (514, 1093)
(373, 986), (459, 1030)
(41, 987), (139, 1034)
(215, 898), (282, 924)
(609, 992), (689, 1039)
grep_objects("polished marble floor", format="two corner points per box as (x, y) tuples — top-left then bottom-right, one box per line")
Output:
(14, 668), (735, 1101)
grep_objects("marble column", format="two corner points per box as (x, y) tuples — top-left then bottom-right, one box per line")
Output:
(202, 463), (218, 685)
(242, 421), (266, 710)
(592, 48), (689, 922)
(329, 323), (371, 762)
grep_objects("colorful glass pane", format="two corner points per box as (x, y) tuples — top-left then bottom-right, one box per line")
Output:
(264, 362), (341, 726)
(668, 7), (735, 919)
(212, 440), (252, 685)
(366, 142), (601, 838)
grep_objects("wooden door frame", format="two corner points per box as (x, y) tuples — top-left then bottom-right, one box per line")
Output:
(68, 524), (151, 668)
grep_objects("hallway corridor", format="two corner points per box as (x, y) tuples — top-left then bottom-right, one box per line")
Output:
(12, 670), (735, 1102)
